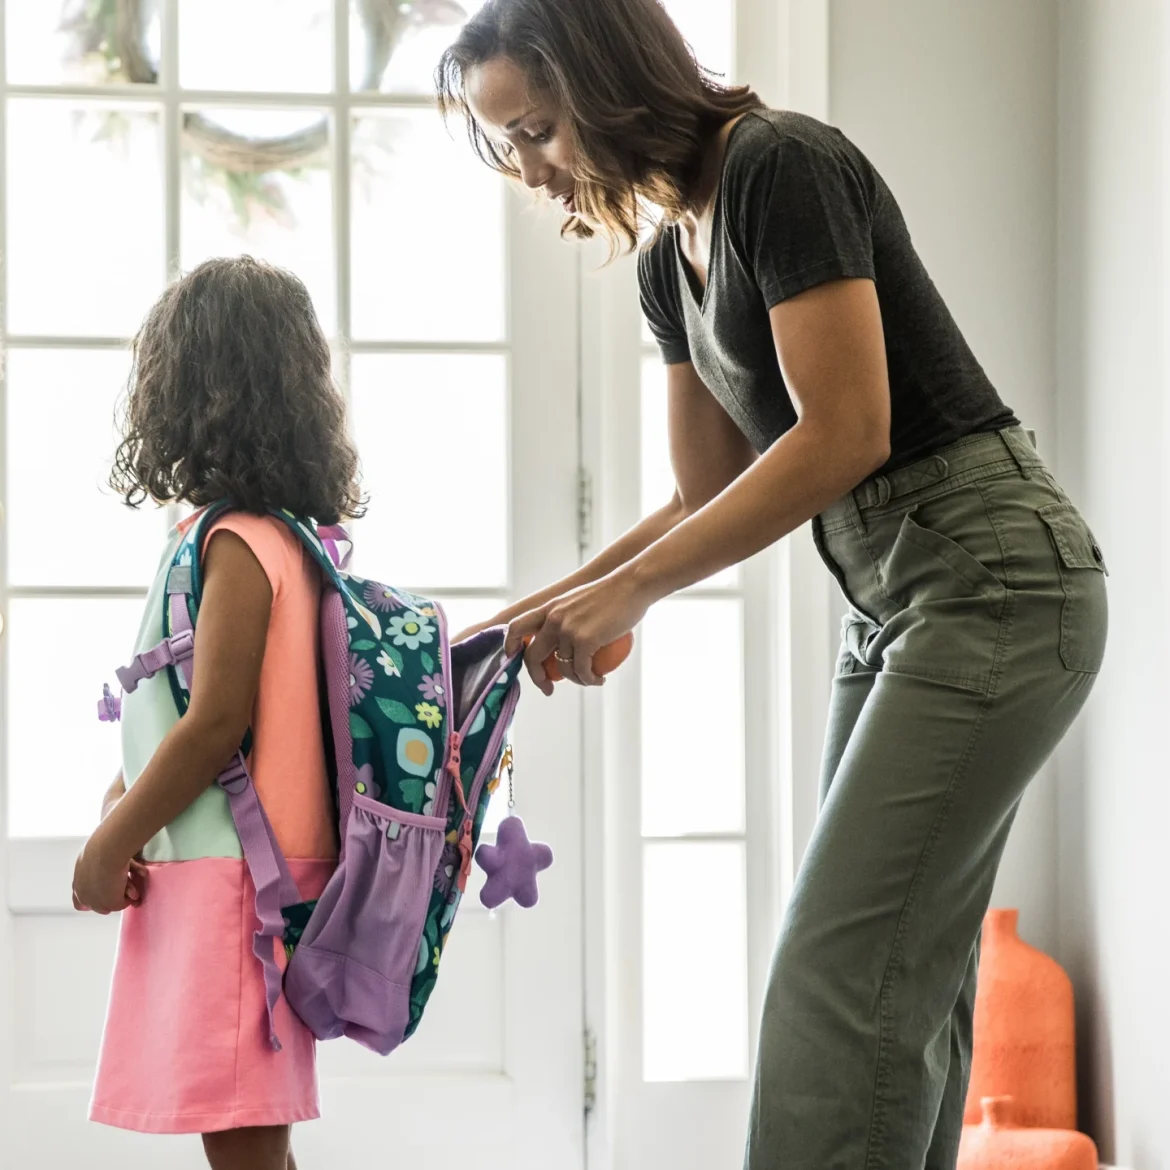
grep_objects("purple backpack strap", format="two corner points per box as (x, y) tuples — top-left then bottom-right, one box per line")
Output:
(168, 592), (300, 1051)
(217, 753), (301, 1051)
(317, 524), (353, 572)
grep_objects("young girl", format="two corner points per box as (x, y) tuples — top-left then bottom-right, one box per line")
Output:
(73, 256), (365, 1170)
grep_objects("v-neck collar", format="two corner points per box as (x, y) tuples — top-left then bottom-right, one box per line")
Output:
(673, 113), (753, 316)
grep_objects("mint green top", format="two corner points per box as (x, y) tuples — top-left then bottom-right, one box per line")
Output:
(122, 524), (241, 862)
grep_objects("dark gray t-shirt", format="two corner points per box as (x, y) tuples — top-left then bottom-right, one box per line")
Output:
(639, 109), (1016, 470)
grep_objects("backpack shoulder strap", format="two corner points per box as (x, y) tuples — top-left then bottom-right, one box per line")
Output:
(166, 503), (301, 1051)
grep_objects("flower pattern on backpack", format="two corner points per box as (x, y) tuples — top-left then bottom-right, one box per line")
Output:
(388, 612), (434, 651)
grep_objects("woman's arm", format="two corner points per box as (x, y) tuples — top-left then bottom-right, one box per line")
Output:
(72, 530), (272, 912)
(511, 278), (891, 689)
(455, 361), (756, 637)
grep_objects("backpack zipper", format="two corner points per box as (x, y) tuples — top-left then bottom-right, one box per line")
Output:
(463, 681), (521, 818)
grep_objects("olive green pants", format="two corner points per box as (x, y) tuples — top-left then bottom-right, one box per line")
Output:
(745, 427), (1107, 1170)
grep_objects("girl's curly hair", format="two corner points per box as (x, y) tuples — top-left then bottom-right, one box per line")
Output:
(110, 256), (365, 524)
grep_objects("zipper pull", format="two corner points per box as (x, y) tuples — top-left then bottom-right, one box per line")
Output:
(447, 731), (467, 811)
(457, 815), (474, 892)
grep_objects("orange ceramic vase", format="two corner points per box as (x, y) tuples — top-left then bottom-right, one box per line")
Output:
(963, 909), (1077, 1129)
(958, 1097), (1097, 1169)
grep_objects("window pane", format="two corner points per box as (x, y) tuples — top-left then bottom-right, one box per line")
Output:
(6, 101), (164, 337)
(351, 111), (505, 342)
(5, 0), (161, 86)
(661, 0), (733, 81)
(641, 357), (738, 588)
(641, 598), (745, 837)
(349, 354), (508, 588)
(643, 841), (749, 1081)
(179, 0), (332, 92)
(436, 596), (506, 642)
(7, 599), (144, 837)
(351, 0), (485, 95)
(5, 350), (168, 587)
(181, 108), (335, 333)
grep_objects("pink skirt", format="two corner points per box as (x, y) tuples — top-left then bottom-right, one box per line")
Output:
(89, 856), (336, 1134)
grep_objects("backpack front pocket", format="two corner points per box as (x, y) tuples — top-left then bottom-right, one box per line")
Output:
(284, 794), (446, 1055)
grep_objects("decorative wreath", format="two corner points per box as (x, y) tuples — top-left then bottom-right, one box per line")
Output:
(61, 0), (467, 221)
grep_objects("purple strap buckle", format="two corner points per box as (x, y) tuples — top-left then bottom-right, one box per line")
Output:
(115, 629), (196, 694)
(97, 684), (122, 723)
(217, 755), (250, 795)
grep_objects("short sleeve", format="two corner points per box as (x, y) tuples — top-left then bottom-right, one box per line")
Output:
(638, 243), (691, 365)
(729, 129), (876, 309)
(203, 513), (296, 604)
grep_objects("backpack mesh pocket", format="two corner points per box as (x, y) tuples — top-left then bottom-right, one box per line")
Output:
(284, 794), (446, 1055)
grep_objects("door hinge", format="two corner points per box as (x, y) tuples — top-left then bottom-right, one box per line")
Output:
(577, 466), (594, 552)
(584, 1025), (598, 1117)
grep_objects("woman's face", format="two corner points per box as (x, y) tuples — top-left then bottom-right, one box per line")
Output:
(466, 56), (580, 215)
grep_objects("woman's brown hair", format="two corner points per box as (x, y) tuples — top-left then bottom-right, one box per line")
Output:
(110, 256), (365, 525)
(436, 0), (763, 255)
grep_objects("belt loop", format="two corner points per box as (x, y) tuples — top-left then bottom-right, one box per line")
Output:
(853, 473), (891, 513)
(998, 429), (1033, 480)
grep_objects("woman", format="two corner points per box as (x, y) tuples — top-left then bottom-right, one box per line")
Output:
(438, 2), (1107, 1166)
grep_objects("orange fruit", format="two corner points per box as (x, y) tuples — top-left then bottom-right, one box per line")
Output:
(542, 631), (635, 682)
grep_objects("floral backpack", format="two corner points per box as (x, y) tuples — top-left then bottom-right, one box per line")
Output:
(100, 502), (526, 1054)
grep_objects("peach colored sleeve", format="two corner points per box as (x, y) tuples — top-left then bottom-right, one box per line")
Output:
(202, 513), (294, 602)
(199, 512), (335, 861)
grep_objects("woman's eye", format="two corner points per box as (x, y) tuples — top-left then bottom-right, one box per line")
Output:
(529, 126), (553, 144)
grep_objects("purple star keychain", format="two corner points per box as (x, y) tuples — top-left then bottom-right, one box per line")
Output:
(475, 746), (553, 910)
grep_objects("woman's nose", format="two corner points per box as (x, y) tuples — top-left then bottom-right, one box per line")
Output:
(516, 155), (554, 191)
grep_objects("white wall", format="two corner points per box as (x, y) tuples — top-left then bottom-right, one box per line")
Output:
(826, 0), (1062, 953)
(1056, 1), (1169, 1162)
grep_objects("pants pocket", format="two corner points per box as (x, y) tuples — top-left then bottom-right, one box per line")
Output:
(892, 509), (1008, 604)
(284, 793), (446, 1055)
(875, 498), (1009, 695)
(1037, 503), (1109, 673)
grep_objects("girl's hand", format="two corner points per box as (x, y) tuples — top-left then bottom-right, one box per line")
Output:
(505, 571), (652, 695)
(72, 836), (145, 915)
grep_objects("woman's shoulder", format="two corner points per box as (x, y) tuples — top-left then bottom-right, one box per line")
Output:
(720, 108), (882, 235)
(724, 108), (861, 179)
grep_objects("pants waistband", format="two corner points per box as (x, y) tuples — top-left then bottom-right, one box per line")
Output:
(820, 427), (1042, 531)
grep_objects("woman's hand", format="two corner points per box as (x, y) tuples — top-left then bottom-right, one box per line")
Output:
(72, 833), (146, 914)
(505, 570), (653, 695)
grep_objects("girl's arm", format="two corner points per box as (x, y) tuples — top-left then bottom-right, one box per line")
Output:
(511, 278), (891, 689)
(455, 361), (756, 639)
(72, 531), (272, 913)
(100, 771), (125, 821)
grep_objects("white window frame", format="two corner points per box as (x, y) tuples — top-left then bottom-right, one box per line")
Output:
(0, 6), (592, 1162)
(0, 0), (528, 903)
(580, 2), (835, 1166)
